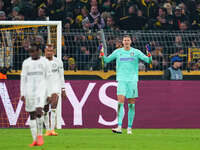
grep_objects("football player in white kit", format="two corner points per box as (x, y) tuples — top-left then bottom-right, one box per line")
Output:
(43, 44), (66, 136)
(20, 43), (53, 147)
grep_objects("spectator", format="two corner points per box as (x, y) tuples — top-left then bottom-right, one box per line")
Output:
(179, 21), (189, 31)
(138, 0), (158, 20)
(115, 0), (129, 19)
(82, 17), (91, 31)
(41, 0), (64, 20)
(82, 5), (105, 30)
(105, 16), (118, 30)
(36, 6), (47, 20)
(172, 6), (189, 30)
(76, 45), (91, 70)
(191, 59), (200, 70)
(163, 56), (183, 80)
(118, 4), (146, 30)
(152, 7), (172, 30)
(0, 10), (6, 20)
(101, 0), (115, 13)
(0, 0), (6, 13)
(8, 6), (20, 20)
(191, 2), (200, 30)
(163, 2), (173, 16)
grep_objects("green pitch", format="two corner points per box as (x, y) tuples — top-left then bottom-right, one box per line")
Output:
(0, 129), (200, 150)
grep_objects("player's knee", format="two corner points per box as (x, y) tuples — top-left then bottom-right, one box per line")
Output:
(117, 95), (125, 103)
(51, 103), (57, 109)
(128, 98), (136, 104)
(44, 104), (49, 113)
(37, 113), (43, 118)
(36, 108), (43, 118)
(30, 112), (36, 120)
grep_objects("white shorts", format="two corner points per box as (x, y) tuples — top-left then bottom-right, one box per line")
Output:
(25, 96), (45, 112)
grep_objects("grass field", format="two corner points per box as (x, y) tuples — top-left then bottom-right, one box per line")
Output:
(0, 129), (200, 150)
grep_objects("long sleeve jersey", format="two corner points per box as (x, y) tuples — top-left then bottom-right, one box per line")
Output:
(103, 47), (152, 82)
(48, 56), (65, 94)
(20, 56), (52, 98)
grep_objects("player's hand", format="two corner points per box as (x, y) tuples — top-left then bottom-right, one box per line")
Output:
(61, 89), (67, 100)
(98, 44), (104, 58)
(145, 44), (151, 57)
(21, 96), (25, 101)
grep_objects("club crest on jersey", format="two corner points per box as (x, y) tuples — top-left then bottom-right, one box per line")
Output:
(130, 52), (134, 56)
(52, 63), (57, 68)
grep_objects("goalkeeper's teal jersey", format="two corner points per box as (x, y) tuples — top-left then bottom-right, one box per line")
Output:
(103, 47), (152, 82)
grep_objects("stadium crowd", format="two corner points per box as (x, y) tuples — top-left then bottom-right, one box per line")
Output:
(0, 0), (200, 72)
(0, 0), (200, 30)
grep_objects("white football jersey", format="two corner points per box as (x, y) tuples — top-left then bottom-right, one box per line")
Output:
(48, 56), (65, 94)
(20, 56), (52, 99)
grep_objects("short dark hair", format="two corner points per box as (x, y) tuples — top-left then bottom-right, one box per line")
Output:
(29, 42), (40, 51)
(45, 44), (54, 49)
(123, 35), (131, 39)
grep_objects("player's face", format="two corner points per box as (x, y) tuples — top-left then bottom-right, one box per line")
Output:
(29, 47), (40, 60)
(122, 37), (132, 48)
(45, 46), (54, 59)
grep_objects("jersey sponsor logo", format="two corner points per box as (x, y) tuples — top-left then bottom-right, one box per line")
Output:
(120, 57), (134, 61)
(52, 69), (59, 72)
(130, 52), (134, 56)
(27, 72), (43, 76)
(52, 63), (57, 68)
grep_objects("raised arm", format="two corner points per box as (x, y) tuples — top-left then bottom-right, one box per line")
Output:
(102, 49), (118, 64)
(137, 50), (152, 64)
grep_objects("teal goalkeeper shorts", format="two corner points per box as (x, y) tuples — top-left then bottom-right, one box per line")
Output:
(117, 81), (138, 98)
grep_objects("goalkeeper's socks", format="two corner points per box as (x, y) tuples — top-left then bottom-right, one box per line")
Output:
(36, 116), (44, 136)
(44, 112), (50, 130)
(29, 119), (37, 141)
(118, 102), (124, 127)
(128, 103), (135, 128)
(51, 109), (56, 130)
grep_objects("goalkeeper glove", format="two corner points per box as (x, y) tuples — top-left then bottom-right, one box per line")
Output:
(98, 44), (104, 56)
(145, 44), (151, 57)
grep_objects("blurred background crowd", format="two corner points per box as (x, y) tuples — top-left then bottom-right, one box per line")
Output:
(1, 0), (200, 30)
(0, 0), (200, 74)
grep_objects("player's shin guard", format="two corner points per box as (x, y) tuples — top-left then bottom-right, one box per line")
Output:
(36, 116), (44, 136)
(44, 112), (50, 130)
(128, 104), (135, 128)
(118, 102), (124, 128)
(29, 119), (37, 141)
(51, 109), (56, 130)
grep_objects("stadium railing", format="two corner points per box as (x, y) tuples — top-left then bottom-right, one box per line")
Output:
(1, 29), (200, 76)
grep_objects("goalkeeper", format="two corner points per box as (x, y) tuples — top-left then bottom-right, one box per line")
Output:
(100, 35), (152, 134)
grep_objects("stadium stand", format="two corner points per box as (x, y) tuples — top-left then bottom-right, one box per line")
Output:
(0, 0), (200, 78)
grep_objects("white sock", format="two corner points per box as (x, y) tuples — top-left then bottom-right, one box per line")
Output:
(36, 116), (44, 136)
(51, 109), (56, 131)
(29, 119), (37, 141)
(44, 112), (50, 130)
